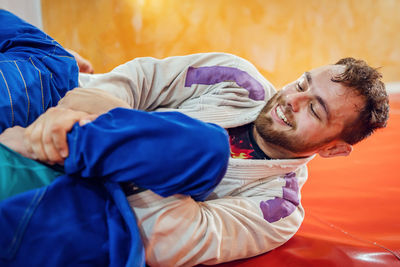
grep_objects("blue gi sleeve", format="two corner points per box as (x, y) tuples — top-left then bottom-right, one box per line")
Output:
(64, 108), (230, 201)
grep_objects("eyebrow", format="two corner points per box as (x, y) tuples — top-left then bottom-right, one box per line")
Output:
(305, 71), (312, 85)
(304, 71), (330, 121)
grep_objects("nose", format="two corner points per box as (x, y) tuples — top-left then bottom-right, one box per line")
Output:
(285, 92), (310, 112)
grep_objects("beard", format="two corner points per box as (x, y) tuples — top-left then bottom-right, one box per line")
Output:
(254, 92), (330, 154)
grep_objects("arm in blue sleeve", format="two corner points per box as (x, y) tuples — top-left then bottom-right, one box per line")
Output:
(64, 108), (229, 201)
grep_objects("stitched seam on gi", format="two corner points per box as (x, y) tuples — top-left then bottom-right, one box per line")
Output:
(5, 187), (47, 259)
(29, 57), (45, 112)
(0, 69), (14, 126)
(14, 61), (30, 124)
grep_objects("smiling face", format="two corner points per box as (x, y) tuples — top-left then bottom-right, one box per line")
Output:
(254, 65), (366, 159)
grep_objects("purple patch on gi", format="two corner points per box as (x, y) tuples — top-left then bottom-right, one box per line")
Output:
(185, 66), (265, 101)
(259, 172), (299, 223)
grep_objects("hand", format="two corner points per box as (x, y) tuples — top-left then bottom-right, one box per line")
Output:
(58, 87), (131, 115)
(66, 48), (94, 74)
(0, 126), (31, 158)
(24, 107), (97, 165)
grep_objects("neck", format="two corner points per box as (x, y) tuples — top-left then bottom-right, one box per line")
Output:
(251, 127), (312, 159)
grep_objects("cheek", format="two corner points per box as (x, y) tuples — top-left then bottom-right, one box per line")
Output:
(295, 113), (321, 133)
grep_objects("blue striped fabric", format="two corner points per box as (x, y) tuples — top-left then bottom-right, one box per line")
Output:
(0, 9), (78, 132)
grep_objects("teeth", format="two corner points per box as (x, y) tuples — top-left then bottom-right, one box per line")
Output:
(276, 106), (291, 126)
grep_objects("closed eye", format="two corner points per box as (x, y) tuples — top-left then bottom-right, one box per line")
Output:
(310, 103), (320, 120)
(296, 82), (304, 91)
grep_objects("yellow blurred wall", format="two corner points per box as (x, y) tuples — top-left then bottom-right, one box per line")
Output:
(42, 0), (400, 88)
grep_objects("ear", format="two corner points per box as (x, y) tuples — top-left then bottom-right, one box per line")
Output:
(317, 141), (353, 158)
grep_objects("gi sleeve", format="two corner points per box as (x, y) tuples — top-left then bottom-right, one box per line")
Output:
(79, 53), (244, 110)
(132, 187), (305, 266)
(63, 108), (230, 201)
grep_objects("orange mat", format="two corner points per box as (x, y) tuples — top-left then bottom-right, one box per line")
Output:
(212, 94), (400, 266)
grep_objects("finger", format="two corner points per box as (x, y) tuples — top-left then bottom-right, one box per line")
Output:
(30, 107), (65, 163)
(49, 109), (89, 159)
(80, 61), (94, 74)
(42, 122), (64, 164)
(52, 124), (68, 159)
(79, 114), (98, 126)
(42, 113), (74, 162)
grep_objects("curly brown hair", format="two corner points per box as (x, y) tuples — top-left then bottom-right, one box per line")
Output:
(332, 57), (389, 145)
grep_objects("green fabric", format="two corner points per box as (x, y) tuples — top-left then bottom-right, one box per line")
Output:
(0, 143), (64, 201)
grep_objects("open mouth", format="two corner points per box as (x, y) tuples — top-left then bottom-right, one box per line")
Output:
(276, 106), (292, 127)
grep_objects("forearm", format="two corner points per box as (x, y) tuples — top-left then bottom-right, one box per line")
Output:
(0, 126), (30, 158)
(57, 88), (130, 115)
(64, 108), (230, 201)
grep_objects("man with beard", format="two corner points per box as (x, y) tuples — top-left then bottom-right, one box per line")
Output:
(0, 49), (389, 266)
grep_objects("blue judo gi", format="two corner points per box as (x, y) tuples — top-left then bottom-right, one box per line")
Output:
(0, 9), (78, 132)
(0, 108), (230, 266)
